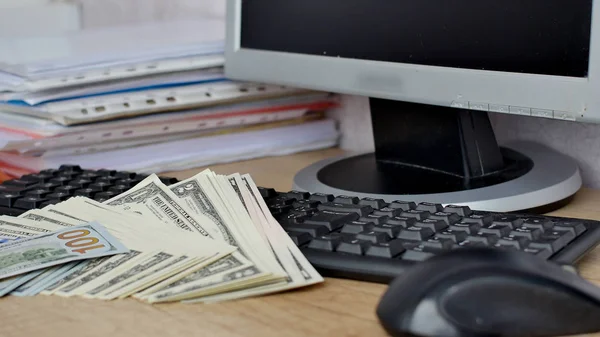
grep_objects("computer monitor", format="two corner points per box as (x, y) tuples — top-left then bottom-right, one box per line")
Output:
(225, 0), (599, 212)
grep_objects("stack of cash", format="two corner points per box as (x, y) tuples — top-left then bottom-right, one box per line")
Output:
(0, 170), (324, 303)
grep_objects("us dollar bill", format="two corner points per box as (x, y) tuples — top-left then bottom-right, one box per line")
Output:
(19, 212), (78, 227)
(135, 251), (255, 298)
(105, 175), (214, 238)
(18, 261), (82, 296)
(100, 255), (192, 299)
(84, 252), (174, 297)
(0, 270), (45, 297)
(0, 222), (128, 280)
(53, 250), (143, 296)
(170, 177), (234, 244)
(42, 258), (109, 294)
(147, 265), (265, 303)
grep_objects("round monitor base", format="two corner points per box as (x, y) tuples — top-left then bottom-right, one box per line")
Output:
(293, 141), (582, 213)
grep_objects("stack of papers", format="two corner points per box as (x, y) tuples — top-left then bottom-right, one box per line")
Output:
(0, 19), (340, 179)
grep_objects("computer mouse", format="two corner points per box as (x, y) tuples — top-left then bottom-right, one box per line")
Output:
(376, 248), (600, 337)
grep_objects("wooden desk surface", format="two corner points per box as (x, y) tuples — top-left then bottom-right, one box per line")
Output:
(2, 148), (600, 337)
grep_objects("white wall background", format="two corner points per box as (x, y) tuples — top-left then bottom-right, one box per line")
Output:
(5, 0), (600, 188)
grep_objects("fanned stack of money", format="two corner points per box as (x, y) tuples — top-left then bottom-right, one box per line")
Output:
(0, 170), (324, 303)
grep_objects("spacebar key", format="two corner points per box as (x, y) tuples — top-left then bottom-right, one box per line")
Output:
(318, 202), (373, 216)
(300, 249), (413, 283)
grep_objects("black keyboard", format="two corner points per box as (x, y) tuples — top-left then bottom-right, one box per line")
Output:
(2, 165), (600, 284)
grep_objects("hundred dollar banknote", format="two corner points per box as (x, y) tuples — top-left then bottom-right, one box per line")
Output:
(0, 222), (128, 280)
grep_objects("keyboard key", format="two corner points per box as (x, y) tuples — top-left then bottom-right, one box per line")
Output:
(356, 230), (391, 243)
(422, 238), (454, 250)
(397, 226), (434, 241)
(68, 179), (93, 189)
(283, 191), (310, 200)
(49, 176), (72, 186)
(290, 207), (318, 217)
(258, 187), (277, 199)
(359, 214), (389, 225)
(303, 210), (358, 231)
(449, 222), (481, 234)
(40, 200), (60, 208)
(95, 191), (118, 201)
(416, 202), (443, 213)
(384, 216), (416, 228)
(96, 176), (119, 184)
(269, 204), (293, 215)
(510, 227), (543, 240)
(372, 224), (404, 238)
(466, 233), (499, 245)
(3, 179), (37, 188)
(435, 230), (468, 243)
(337, 239), (371, 255)
(366, 240), (406, 258)
(478, 224), (512, 237)
(268, 197), (296, 207)
(333, 195), (360, 204)
(74, 188), (100, 197)
(415, 219), (448, 232)
(341, 221), (375, 234)
(401, 247), (441, 261)
(372, 207), (403, 217)
(285, 224), (329, 238)
(529, 233), (570, 253)
(36, 182), (61, 190)
(89, 182), (112, 192)
(523, 219), (554, 232)
(523, 247), (552, 259)
(0, 193), (21, 207)
(317, 202), (373, 216)
(492, 215), (523, 229)
(308, 235), (343, 251)
(278, 213), (307, 226)
(96, 169), (117, 176)
(59, 164), (82, 172)
(389, 201), (416, 211)
(46, 192), (71, 201)
(453, 240), (487, 249)
(442, 205), (473, 216)
(115, 178), (138, 188)
(0, 185), (28, 194)
(309, 193), (335, 203)
(554, 222), (586, 236)
(108, 185), (129, 194)
(293, 200), (321, 209)
(358, 198), (387, 209)
(57, 171), (79, 179)
(25, 189), (51, 198)
(286, 231), (312, 246)
(494, 236), (530, 249)
(14, 197), (48, 210)
(429, 212), (461, 225)
(56, 185), (80, 194)
(79, 172), (101, 180)
(400, 210), (430, 221)
(462, 214), (493, 226)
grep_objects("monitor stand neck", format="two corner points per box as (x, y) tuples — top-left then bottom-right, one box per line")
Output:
(370, 98), (505, 183)
(313, 98), (534, 196)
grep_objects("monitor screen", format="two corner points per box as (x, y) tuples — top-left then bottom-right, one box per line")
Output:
(241, 0), (593, 78)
